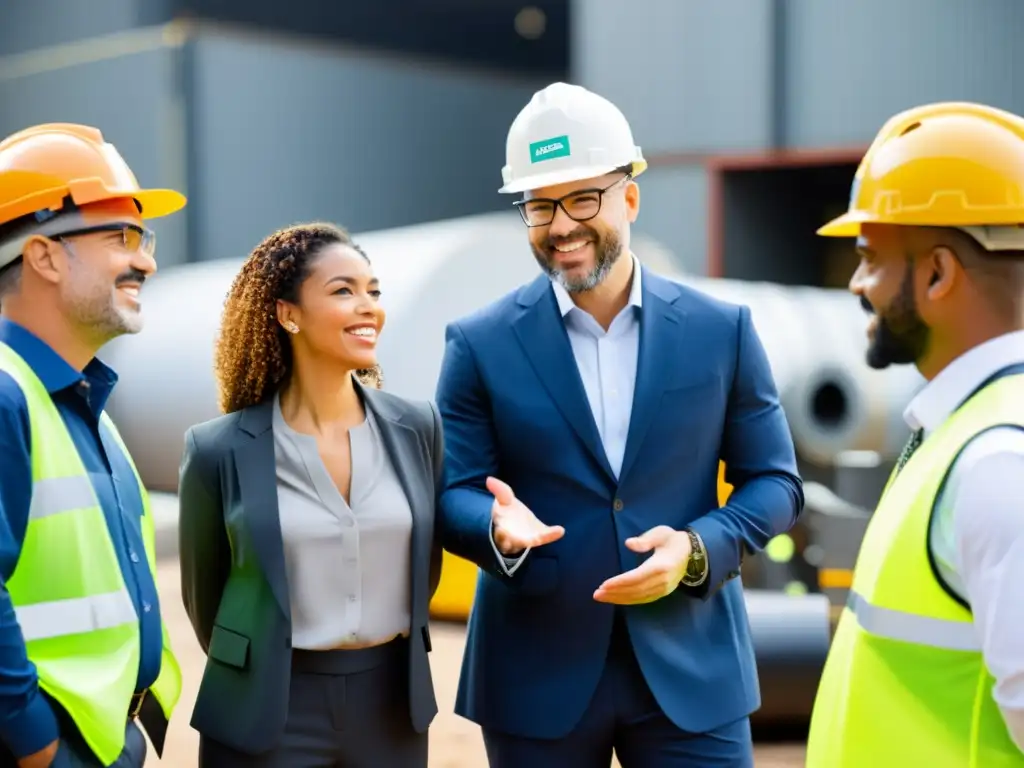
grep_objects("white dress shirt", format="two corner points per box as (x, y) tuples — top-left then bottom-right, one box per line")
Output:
(907, 330), (1024, 752)
(490, 255), (643, 576)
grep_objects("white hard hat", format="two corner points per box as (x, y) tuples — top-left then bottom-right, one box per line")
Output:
(498, 82), (647, 195)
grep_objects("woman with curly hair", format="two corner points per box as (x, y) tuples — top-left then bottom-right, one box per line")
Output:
(177, 222), (443, 767)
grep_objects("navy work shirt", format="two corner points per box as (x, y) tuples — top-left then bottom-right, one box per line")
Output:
(0, 318), (162, 758)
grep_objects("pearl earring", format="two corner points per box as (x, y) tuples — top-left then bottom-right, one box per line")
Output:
(285, 322), (299, 334)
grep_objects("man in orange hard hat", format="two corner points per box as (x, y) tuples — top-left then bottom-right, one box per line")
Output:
(0, 124), (184, 767)
(807, 103), (1024, 766)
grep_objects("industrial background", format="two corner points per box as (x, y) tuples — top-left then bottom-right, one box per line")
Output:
(3, 1), (1024, 766)
(6, 0), (1023, 279)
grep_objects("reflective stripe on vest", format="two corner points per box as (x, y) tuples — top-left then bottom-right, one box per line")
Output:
(30, 475), (101, 520)
(846, 590), (980, 652)
(17, 469), (138, 643)
(16, 589), (137, 643)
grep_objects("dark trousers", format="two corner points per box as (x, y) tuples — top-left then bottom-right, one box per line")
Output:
(200, 637), (427, 768)
(483, 615), (754, 768)
(0, 695), (146, 768)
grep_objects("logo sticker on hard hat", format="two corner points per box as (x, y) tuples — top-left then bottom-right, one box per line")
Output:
(530, 135), (571, 164)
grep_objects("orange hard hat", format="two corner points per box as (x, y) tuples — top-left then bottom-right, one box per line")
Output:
(819, 102), (1024, 244)
(0, 123), (186, 228)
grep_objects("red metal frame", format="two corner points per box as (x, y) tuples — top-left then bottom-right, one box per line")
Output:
(646, 147), (868, 277)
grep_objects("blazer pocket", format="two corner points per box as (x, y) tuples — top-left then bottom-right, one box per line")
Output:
(663, 373), (723, 397)
(209, 625), (250, 669)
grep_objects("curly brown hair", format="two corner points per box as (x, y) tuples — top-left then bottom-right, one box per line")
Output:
(214, 222), (384, 414)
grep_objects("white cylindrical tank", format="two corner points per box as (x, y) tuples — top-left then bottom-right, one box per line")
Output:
(101, 211), (922, 492)
(675, 275), (923, 466)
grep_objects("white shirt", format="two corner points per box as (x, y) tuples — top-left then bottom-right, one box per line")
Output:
(907, 330), (1024, 752)
(490, 256), (643, 576)
(550, 254), (642, 479)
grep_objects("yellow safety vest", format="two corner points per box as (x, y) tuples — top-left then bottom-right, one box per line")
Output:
(0, 342), (181, 766)
(806, 373), (1024, 767)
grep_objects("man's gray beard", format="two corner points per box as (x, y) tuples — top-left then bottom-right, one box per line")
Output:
(534, 232), (624, 294)
(63, 285), (142, 344)
(59, 248), (143, 344)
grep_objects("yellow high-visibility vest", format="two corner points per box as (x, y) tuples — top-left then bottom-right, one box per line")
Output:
(806, 373), (1024, 767)
(0, 342), (181, 766)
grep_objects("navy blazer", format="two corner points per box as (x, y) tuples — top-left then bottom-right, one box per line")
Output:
(435, 266), (803, 739)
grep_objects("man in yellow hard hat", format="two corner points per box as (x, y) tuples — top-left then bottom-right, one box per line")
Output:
(0, 124), (184, 767)
(806, 103), (1024, 766)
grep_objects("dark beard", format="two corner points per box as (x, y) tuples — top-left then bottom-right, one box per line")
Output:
(532, 226), (623, 293)
(863, 265), (929, 370)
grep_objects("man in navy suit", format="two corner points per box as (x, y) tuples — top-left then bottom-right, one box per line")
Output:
(435, 82), (804, 768)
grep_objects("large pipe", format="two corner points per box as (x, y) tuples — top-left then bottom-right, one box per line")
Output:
(102, 212), (677, 490)
(673, 275), (924, 466)
(745, 590), (832, 727)
(102, 210), (922, 491)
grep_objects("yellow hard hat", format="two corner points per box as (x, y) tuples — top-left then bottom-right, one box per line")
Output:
(819, 102), (1024, 244)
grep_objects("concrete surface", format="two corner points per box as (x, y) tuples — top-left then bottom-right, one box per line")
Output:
(146, 558), (806, 767)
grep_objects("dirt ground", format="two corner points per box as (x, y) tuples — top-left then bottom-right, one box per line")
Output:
(147, 561), (806, 767)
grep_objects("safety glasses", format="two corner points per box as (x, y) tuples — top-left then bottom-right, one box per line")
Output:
(55, 223), (156, 259)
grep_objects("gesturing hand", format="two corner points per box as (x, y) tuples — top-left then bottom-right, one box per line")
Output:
(593, 525), (692, 605)
(487, 476), (565, 556)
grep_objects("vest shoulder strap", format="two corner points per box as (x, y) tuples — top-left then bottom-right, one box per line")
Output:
(926, 365), (1024, 609)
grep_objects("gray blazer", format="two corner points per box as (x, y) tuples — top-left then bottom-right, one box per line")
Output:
(178, 381), (443, 754)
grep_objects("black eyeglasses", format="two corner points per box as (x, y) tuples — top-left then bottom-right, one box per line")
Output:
(54, 223), (156, 259)
(513, 173), (632, 228)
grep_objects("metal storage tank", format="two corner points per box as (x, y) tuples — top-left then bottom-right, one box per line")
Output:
(103, 210), (922, 494)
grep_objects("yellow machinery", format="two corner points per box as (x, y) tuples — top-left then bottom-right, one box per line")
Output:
(429, 462), (735, 621)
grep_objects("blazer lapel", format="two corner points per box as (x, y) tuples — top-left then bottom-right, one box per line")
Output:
(512, 276), (615, 480)
(618, 273), (689, 483)
(361, 385), (434, 626)
(234, 401), (291, 619)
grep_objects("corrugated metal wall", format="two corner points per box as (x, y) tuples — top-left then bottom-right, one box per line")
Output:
(185, 26), (547, 262)
(0, 0), (171, 57)
(573, 0), (776, 155)
(0, 30), (190, 266)
(573, 0), (1024, 276)
(0, 12), (550, 268)
(784, 0), (1024, 147)
(5, 1), (1023, 276)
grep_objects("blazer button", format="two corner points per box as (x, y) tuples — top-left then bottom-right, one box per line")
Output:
(613, 498), (624, 512)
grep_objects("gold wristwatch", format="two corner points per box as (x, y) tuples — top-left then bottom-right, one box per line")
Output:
(681, 529), (708, 587)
